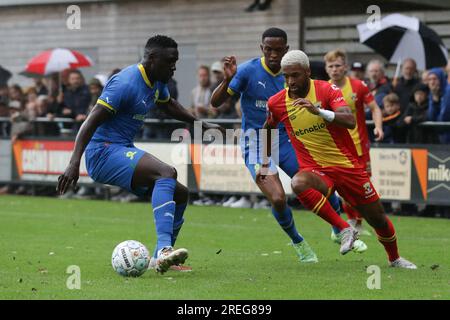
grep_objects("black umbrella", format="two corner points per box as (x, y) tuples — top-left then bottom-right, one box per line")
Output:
(357, 13), (448, 70)
(0, 65), (12, 87)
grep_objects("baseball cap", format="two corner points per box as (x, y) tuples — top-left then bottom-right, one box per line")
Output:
(351, 62), (364, 71)
(211, 61), (223, 73)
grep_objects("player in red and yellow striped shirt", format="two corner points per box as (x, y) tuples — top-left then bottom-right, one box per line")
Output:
(261, 50), (416, 268)
(324, 49), (384, 235)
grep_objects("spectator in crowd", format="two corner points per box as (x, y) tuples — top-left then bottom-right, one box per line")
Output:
(8, 84), (25, 108)
(0, 101), (9, 137)
(0, 85), (9, 105)
(25, 87), (38, 119)
(399, 83), (438, 144)
(366, 59), (392, 110)
(191, 65), (214, 118)
(381, 93), (406, 143)
(350, 61), (365, 80)
(60, 69), (91, 132)
(33, 77), (48, 96)
(35, 95), (59, 136)
(88, 78), (104, 112)
(427, 67), (450, 144)
(210, 60), (238, 121)
(44, 76), (60, 98)
(9, 100), (33, 144)
(421, 70), (429, 86)
(393, 58), (420, 113)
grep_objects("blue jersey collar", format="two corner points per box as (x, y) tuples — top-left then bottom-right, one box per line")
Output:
(260, 57), (282, 77)
(138, 63), (154, 88)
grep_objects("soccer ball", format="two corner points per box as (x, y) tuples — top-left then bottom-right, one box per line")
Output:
(111, 240), (150, 277)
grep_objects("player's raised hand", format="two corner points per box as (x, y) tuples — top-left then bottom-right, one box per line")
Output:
(57, 161), (80, 195)
(223, 56), (237, 81)
(293, 98), (320, 115)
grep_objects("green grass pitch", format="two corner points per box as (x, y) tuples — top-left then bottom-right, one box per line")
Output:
(0, 195), (449, 300)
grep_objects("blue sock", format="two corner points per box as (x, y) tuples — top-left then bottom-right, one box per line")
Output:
(151, 178), (176, 257)
(272, 206), (304, 244)
(172, 203), (187, 246)
(329, 193), (342, 235)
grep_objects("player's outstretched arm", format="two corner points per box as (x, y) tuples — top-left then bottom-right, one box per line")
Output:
(332, 106), (356, 129)
(293, 99), (356, 129)
(57, 105), (112, 195)
(162, 98), (225, 133)
(210, 56), (237, 108)
(367, 100), (384, 141)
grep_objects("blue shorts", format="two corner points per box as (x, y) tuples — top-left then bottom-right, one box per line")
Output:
(85, 143), (148, 196)
(243, 133), (299, 181)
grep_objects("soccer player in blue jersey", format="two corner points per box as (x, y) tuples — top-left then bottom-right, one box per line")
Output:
(57, 35), (222, 274)
(211, 28), (366, 262)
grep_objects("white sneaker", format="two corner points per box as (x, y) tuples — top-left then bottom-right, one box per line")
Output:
(253, 198), (270, 209)
(154, 247), (189, 274)
(149, 256), (192, 272)
(202, 197), (216, 206)
(331, 229), (367, 253)
(390, 257), (417, 269)
(230, 196), (252, 208)
(192, 199), (204, 206)
(339, 227), (358, 255)
(58, 190), (75, 199)
(111, 191), (126, 201)
(348, 219), (372, 236)
(223, 196), (237, 207)
(120, 193), (139, 203)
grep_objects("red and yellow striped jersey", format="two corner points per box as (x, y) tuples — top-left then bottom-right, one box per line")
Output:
(335, 77), (374, 157)
(267, 79), (361, 170)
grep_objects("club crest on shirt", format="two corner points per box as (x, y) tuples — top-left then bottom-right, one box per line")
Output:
(363, 182), (375, 197)
(126, 151), (137, 160)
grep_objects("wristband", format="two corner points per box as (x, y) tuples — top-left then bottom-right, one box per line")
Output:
(318, 109), (335, 122)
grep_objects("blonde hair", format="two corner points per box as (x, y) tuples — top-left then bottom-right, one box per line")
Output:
(324, 49), (347, 63)
(281, 50), (310, 69)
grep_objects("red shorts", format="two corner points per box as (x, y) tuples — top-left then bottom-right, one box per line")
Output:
(302, 166), (379, 207)
(358, 153), (372, 177)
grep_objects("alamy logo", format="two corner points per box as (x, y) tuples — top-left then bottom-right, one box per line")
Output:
(66, 5), (81, 30)
(258, 81), (266, 89)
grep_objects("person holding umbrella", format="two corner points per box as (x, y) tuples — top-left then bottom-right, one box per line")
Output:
(393, 58), (420, 113)
(59, 69), (91, 134)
